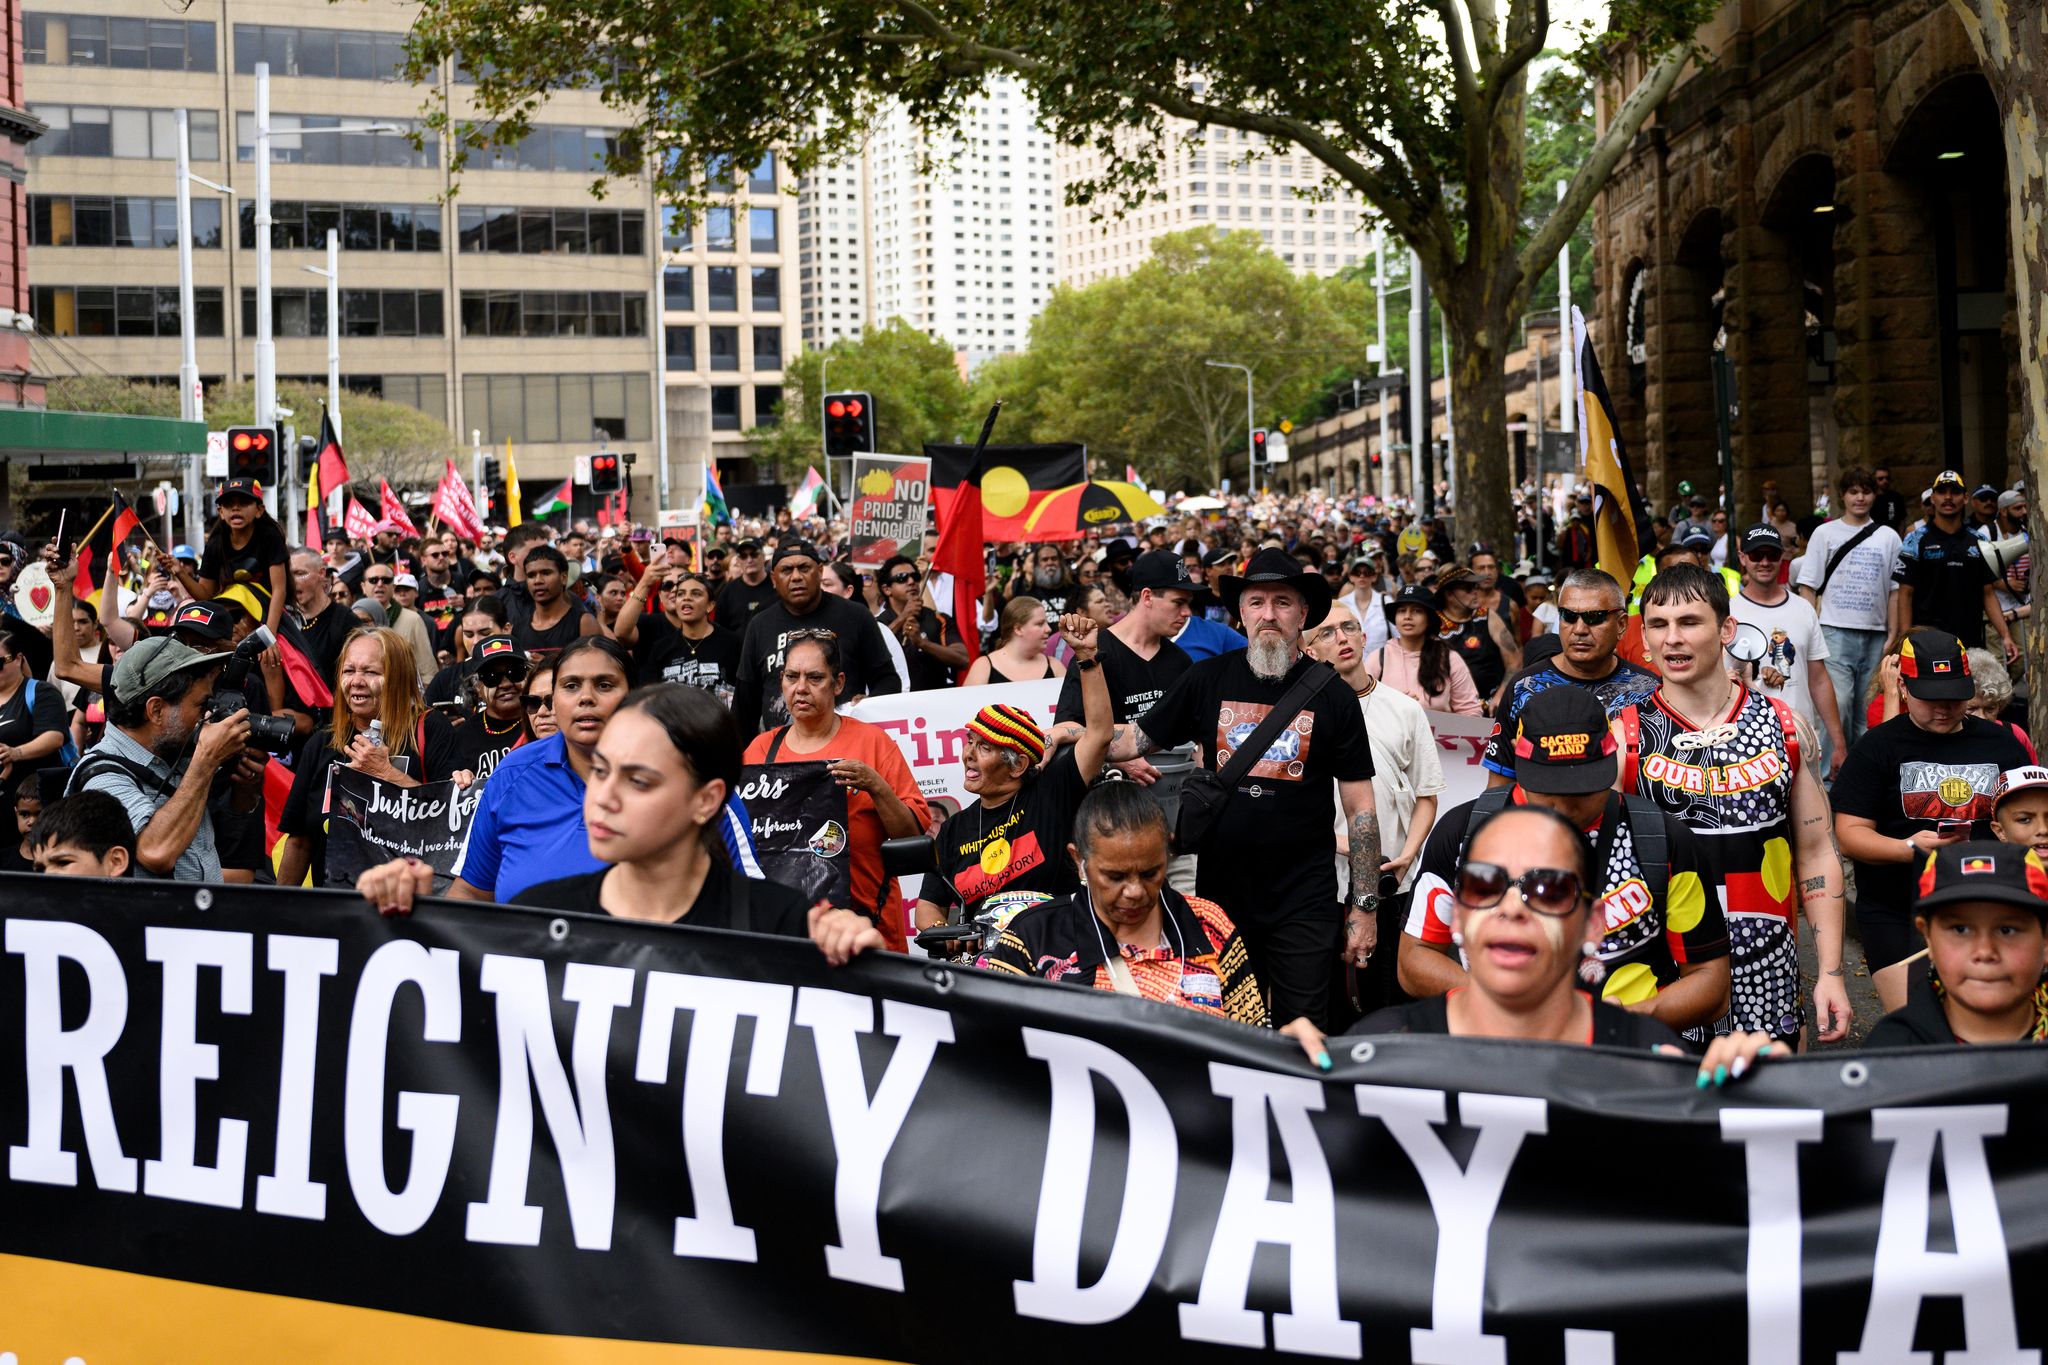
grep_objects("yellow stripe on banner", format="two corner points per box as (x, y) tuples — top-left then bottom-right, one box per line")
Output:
(0, 1253), (898, 1364)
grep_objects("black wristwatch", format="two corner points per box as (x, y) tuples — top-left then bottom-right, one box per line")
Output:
(1075, 655), (1100, 672)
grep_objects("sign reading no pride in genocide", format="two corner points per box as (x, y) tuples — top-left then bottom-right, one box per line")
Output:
(849, 455), (932, 570)
(2, 874), (2046, 1361)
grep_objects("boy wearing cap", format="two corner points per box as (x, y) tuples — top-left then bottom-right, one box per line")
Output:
(1895, 470), (2016, 658)
(1834, 628), (2034, 972)
(1864, 841), (2048, 1047)
(1728, 523), (1847, 778)
(1991, 767), (2048, 858)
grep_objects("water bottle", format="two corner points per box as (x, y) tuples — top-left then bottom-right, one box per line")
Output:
(366, 720), (384, 750)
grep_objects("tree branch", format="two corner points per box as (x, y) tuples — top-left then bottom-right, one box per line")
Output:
(1428, 0), (1482, 111)
(1515, 40), (1688, 299)
(1486, 0), (1551, 121)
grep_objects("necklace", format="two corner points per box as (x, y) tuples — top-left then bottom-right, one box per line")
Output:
(1353, 675), (1377, 698)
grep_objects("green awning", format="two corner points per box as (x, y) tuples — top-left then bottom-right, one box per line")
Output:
(0, 407), (207, 457)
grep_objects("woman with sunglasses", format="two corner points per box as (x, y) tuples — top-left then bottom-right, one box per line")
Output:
(424, 598), (511, 705)
(1333, 804), (1780, 1085)
(454, 636), (532, 781)
(521, 658), (559, 741)
(1365, 585), (1482, 715)
(613, 550), (741, 706)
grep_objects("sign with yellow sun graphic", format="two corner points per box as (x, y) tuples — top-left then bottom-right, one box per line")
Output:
(848, 455), (934, 570)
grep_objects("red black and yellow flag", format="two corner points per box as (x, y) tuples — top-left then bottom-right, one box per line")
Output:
(1571, 307), (1654, 586)
(70, 492), (142, 605)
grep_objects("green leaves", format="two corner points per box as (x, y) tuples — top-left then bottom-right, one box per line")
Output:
(744, 320), (974, 478)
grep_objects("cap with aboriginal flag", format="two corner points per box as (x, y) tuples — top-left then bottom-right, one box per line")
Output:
(1509, 685), (1620, 794)
(966, 703), (1046, 765)
(471, 635), (528, 669)
(168, 599), (233, 641)
(1899, 628), (1974, 701)
(1915, 839), (2048, 920)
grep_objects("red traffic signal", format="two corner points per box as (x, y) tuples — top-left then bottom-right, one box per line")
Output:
(823, 391), (875, 460)
(589, 452), (622, 495)
(1252, 428), (1269, 453)
(225, 425), (277, 481)
(827, 399), (847, 419)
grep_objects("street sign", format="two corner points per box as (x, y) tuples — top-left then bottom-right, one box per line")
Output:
(205, 430), (229, 478)
(1265, 432), (1291, 464)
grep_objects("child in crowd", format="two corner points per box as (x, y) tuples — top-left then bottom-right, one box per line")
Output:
(1992, 767), (2048, 858)
(1, 778), (41, 872)
(28, 790), (137, 878)
(1865, 841), (2048, 1048)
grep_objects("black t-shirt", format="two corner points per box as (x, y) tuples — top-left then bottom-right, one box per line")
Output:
(1831, 714), (2031, 916)
(278, 709), (466, 887)
(415, 587), (464, 659)
(424, 659), (473, 707)
(714, 576), (778, 632)
(879, 605), (959, 693)
(1896, 523), (1995, 646)
(507, 594), (587, 661)
(0, 678), (66, 809)
(631, 615), (741, 702)
(925, 747), (1089, 917)
(733, 595), (902, 734)
(199, 518), (289, 599)
(514, 859), (811, 936)
(1873, 489), (1908, 531)
(1134, 652), (1374, 922)
(1054, 628), (1191, 726)
(1348, 991), (1683, 1050)
(452, 710), (526, 783)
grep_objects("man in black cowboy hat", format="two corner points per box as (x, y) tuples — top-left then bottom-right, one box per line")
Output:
(1115, 547), (1380, 1028)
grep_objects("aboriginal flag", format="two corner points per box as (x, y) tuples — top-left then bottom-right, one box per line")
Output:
(1571, 307), (1654, 585)
(71, 493), (142, 605)
(314, 411), (349, 494)
(926, 441), (1085, 541)
(276, 614), (334, 709)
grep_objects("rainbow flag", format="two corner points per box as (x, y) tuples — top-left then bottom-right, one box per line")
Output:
(702, 463), (731, 527)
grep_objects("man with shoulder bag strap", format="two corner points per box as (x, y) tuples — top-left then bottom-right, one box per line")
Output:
(1115, 548), (1380, 1029)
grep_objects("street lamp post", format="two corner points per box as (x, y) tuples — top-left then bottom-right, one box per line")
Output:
(299, 229), (341, 434)
(1373, 231), (1392, 504)
(1557, 180), (1575, 439)
(174, 108), (234, 547)
(1204, 359), (1255, 492)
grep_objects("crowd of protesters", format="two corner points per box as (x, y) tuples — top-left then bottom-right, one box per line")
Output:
(0, 453), (2040, 1063)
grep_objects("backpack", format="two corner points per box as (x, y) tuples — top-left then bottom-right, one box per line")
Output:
(24, 679), (81, 767)
(1459, 785), (1667, 915)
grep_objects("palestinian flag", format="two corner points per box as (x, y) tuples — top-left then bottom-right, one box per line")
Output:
(72, 492), (143, 605)
(532, 477), (572, 518)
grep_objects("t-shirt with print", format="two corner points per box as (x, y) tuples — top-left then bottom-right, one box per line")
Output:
(1135, 652), (1374, 927)
(1831, 714), (2032, 916)
(1728, 591), (1829, 726)
(1794, 519), (1901, 631)
(1403, 789), (1724, 1010)
(1895, 523), (1995, 646)
(631, 614), (741, 707)
(199, 517), (289, 601)
(924, 746), (1089, 918)
(1481, 656), (1660, 778)
(1053, 628), (1191, 728)
(451, 711), (526, 784)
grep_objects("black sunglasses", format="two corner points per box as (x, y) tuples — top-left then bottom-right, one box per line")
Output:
(1556, 607), (1618, 627)
(478, 664), (529, 686)
(1455, 862), (1585, 916)
(520, 693), (551, 713)
(885, 573), (917, 585)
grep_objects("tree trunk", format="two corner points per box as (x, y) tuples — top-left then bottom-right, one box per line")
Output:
(1446, 322), (1514, 555)
(1948, 0), (2047, 736)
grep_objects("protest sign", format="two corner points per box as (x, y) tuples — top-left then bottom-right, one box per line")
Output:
(3, 873), (2045, 1362)
(657, 507), (701, 570)
(321, 767), (481, 891)
(848, 455), (932, 570)
(737, 760), (852, 907)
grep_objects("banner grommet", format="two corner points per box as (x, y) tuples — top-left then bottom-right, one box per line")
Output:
(548, 918), (570, 943)
(1839, 1060), (1870, 1088)
(924, 965), (956, 994)
(193, 888), (213, 912)
(1349, 1041), (1377, 1066)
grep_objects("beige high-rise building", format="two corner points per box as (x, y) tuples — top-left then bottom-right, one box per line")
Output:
(22, 0), (792, 511)
(1056, 118), (1372, 287)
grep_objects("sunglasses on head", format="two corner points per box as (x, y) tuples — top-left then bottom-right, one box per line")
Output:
(787, 627), (838, 643)
(1556, 607), (1617, 627)
(1455, 862), (1585, 916)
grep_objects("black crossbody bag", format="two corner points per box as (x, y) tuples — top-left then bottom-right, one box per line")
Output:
(1173, 662), (1332, 852)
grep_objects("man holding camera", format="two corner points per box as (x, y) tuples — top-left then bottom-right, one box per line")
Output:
(70, 637), (252, 882)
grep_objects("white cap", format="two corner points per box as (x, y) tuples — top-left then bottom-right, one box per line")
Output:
(1995, 766), (2048, 811)
(392, 572), (419, 589)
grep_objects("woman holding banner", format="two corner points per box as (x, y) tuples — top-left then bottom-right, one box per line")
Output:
(744, 630), (930, 951)
(276, 627), (466, 888)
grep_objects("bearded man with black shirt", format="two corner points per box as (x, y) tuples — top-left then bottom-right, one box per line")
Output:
(1116, 548), (1380, 1029)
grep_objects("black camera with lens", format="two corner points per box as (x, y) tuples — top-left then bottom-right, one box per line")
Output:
(210, 625), (297, 753)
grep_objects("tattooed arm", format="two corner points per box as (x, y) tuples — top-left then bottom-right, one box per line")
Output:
(1339, 778), (1382, 966)
(1789, 713), (1852, 1043)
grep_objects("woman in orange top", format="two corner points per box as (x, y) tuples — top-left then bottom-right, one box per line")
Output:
(743, 629), (930, 950)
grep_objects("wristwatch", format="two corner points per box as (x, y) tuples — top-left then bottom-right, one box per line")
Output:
(1075, 655), (1100, 671)
(1349, 894), (1380, 915)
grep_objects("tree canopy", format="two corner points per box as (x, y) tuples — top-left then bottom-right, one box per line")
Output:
(744, 319), (974, 478)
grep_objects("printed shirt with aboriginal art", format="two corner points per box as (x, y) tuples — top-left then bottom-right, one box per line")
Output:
(1831, 714), (2033, 919)
(1135, 652), (1374, 927)
(1620, 685), (1803, 1039)
(925, 746), (1089, 918)
(1403, 789), (1724, 1008)
(978, 889), (1267, 1026)
(1481, 656), (1660, 778)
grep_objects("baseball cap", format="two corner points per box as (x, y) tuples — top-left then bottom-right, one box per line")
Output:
(392, 572), (419, 590)
(1898, 628), (1974, 701)
(1933, 470), (1968, 492)
(471, 635), (529, 677)
(110, 636), (220, 701)
(1998, 489), (2026, 511)
(172, 543), (198, 564)
(734, 538), (764, 555)
(168, 599), (233, 642)
(1995, 766), (2048, 813)
(1129, 548), (1194, 594)
(1740, 524), (1784, 556)
(1681, 528), (1715, 550)
(217, 478), (263, 503)
(1914, 840), (2048, 920)
(1509, 685), (1620, 795)
(1974, 484), (1999, 499)
(771, 539), (821, 568)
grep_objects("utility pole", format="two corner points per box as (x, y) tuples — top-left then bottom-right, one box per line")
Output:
(173, 107), (231, 548)
(1408, 250), (1430, 516)
(1373, 231), (1392, 504)
(1557, 180), (1575, 438)
(1205, 359), (1256, 492)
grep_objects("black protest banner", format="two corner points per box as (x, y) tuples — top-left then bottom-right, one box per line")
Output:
(738, 761), (851, 906)
(322, 767), (481, 890)
(849, 455), (933, 570)
(3, 873), (2047, 1363)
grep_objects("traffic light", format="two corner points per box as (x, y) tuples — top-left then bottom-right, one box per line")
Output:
(1370, 450), (1383, 468)
(483, 456), (503, 486)
(823, 392), (875, 460)
(1251, 428), (1269, 463)
(297, 434), (318, 474)
(589, 452), (622, 495)
(225, 426), (275, 483)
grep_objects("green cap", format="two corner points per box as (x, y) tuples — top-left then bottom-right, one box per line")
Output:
(109, 636), (219, 707)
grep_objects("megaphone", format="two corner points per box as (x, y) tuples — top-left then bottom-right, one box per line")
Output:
(1982, 534), (2029, 581)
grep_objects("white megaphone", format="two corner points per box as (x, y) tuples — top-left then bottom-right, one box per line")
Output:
(1982, 534), (2029, 581)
